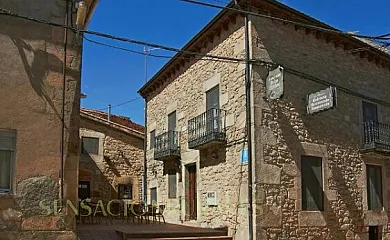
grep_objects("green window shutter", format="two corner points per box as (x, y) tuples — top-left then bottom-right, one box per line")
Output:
(0, 150), (12, 191)
(168, 169), (177, 199)
(301, 156), (323, 211)
(367, 165), (383, 210)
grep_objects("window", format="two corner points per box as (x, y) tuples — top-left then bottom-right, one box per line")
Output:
(168, 111), (176, 131)
(168, 169), (177, 199)
(150, 187), (157, 205)
(0, 131), (16, 193)
(362, 101), (378, 122)
(369, 226), (380, 240)
(206, 85), (220, 110)
(81, 137), (99, 155)
(78, 181), (91, 200)
(118, 184), (133, 199)
(367, 165), (383, 210)
(150, 130), (156, 149)
(301, 156), (323, 211)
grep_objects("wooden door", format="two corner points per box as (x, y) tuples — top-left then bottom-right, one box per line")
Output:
(187, 165), (197, 220)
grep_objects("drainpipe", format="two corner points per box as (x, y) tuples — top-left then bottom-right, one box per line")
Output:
(59, 0), (70, 205)
(143, 100), (148, 204)
(108, 104), (111, 121)
(244, 3), (254, 240)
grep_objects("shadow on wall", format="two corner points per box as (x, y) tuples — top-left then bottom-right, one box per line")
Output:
(79, 153), (117, 202)
(199, 146), (227, 169)
(11, 37), (80, 122)
(262, 99), (364, 238)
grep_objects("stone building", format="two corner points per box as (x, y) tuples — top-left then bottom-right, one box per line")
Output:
(138, 0), (390, 239)
(79, 108), (144, 203)
(0, 0), (98, 239)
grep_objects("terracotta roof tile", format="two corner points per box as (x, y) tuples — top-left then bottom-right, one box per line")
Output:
(80, 108), (145, 133)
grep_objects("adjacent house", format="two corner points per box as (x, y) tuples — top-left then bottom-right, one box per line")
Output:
(0, 0), (98, 239)
(79, 108), (144, 204)
(138, 0), (390, 239)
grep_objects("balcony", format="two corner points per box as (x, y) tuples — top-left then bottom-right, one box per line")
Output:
(362, 121), (390, 155)
(188, 108), (226, 150)
(154, 131), (180, 161)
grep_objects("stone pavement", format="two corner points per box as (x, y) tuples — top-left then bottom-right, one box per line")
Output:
(77, 220), (228, 240)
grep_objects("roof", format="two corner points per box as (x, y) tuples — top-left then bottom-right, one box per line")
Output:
(84, 0), (99, 28)
(80, 108), (145, 137)
(138, 0), (390, 98)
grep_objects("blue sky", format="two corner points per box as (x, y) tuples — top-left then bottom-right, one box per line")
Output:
(81, 0), (389, 125)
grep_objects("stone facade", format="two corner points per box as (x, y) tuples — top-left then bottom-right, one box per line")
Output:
(79, 109), (144, 203)
(251, 11), (390, 240)
(0, 1), (97, 239)
(139, 1), (390, 240)
(143, 15), (250, 239)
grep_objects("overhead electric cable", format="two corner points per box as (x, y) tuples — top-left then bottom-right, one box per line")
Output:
(0, 7), (246, 63)
(83, 36), (242, 63)
(178, 0), (390, 41)
(97, 97), (142, 111)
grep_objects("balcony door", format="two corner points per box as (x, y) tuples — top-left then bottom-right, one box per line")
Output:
(362, 101), (378, 122)
(168, 111), (177, 148)
(362, 101), (379, 145)
(206, 86), (220, 133)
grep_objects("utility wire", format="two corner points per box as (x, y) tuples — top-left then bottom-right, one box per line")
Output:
(83, 36), (172, 58)
(0, 7), (246, 63)
(97, 97), (142, 111)
(178, 0), (390, 41)
(83, 36), (242, 63)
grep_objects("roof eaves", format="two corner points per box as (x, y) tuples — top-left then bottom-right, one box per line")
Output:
(80, 111), (145, 139)
(137, 1), (235, 98)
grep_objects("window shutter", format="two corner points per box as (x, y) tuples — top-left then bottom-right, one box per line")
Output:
(0, 131), (16, 150)
(301, 156), (323, 211)
(150, 187), (157, 205)
(0, 150), (12, 190)
(206, 86), (220, 110)
(367, 165), (382, 210)
(168, 170), (177, 199)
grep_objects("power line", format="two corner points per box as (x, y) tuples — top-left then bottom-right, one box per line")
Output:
(83, 36), (243, 63)
(97, 97), (142, 111)
(0, 7), (246, 63)
(83, 36), (172, 58)
(178, 0), (390, 41)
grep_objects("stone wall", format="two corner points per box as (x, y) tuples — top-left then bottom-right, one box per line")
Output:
(251, 14), (390, 239)
(146, 16), (250, 239)
(80, 116), (144, 203)
(0, 1), (82, 239)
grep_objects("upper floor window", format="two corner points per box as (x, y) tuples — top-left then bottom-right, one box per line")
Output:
(367, 164), (383, 210)
(301, 156), (324, 211)
(118, 184), (133, 199)
(168, 111), (177, 131)
(206, 85), (220, 110)
(0, 130), (16, 193)
(362, 101), (378, 122)
(150, 130), (156, 149)
(81, 137), (99, 155)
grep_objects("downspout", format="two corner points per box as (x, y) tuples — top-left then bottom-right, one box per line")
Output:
(244, 3), (254, 240)
(143, 99), (148, 204)
(60, 0), (70, 205)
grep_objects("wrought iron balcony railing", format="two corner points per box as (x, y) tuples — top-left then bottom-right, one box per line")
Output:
(154, 131), (180, 160)
(362, 121), (390, 152)
(188, 108), (226, 149)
